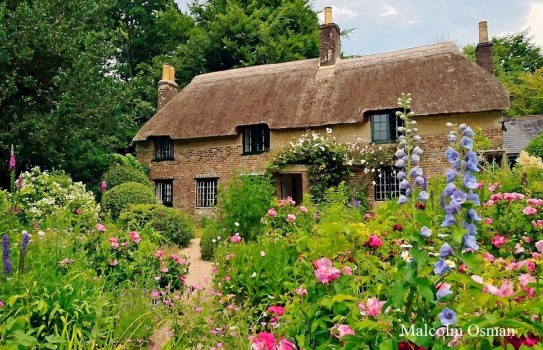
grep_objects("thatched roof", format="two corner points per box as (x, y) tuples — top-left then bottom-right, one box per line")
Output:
(503, 115), (543, 154)
(134, 42), (510, 141)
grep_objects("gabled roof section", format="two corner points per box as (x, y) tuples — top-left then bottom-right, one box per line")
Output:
(503, 115), (543, 154)
(134, 42), (510, 141)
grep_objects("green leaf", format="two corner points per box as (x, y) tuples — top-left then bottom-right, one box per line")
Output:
(390, 281), (407, 308)
(456, 252), (482, 274)
(415, 278), (435, 303)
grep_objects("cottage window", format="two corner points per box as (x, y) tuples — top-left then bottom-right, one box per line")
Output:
(370, 111), (404, 143)
(155, 136), (174, 160)
(155, 180), (173, 207)
(242, 125), (270, 154)
(374, 166), (401, 201)
(195, 178), (218, 208)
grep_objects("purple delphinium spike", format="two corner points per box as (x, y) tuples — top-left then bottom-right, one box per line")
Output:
(21, 231), (29, 253)
(439, 243), (455, 258)
(2, 234), (12, 275)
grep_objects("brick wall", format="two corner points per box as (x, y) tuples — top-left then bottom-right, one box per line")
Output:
(136, 124), (503, 215)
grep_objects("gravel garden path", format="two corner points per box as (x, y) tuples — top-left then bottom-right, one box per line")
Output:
(178, 238), (213, 288)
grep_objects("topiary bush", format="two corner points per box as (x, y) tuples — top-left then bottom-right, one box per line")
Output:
(119, 204), (194, 247)
(525, 133), (543, 160)
(101, 182), (156, 219)
(102, 164), (151, 190)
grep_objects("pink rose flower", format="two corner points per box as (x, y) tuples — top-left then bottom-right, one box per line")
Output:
(160, 267), (168, 273)
(536, 240), (543, 253)
(150, 290), (161, 298)
(358, 297), (386, 317)
(286, 214), (296, 223)
(523, 206), (538, 216)
(95, 223), (106, 232)
(488, 182), (500, 192)
(496, 280), (515, 297)
(527, 198), (543, 206)
(295, 286), (307, 296)
(129, 231), (141, 243)
(482, 252), (494, 262)
(484, 217), (493, 225)
(267, 305), (285, 316)
(342, 266), (353, 275)
(155, 250), (164, 259)
(313, 257), (340, 284)
(0, 300), (3, 308)
(367, 234), (383, 248)
(491, 235), (508, 248)
(532, 220), (543, 228)
(251, 332), (277, 350)
(230, 234), (242, 243)
(109, 259), (118, 267)
(519, 273), (536, 287)
(299, 206), (308, 213)
(277, 338), (296, 350)
(100, 180), (107, 193)
(332, 324), (355, 339)
(109, 237), (119, 249)
(59, 258), (74, 267)
(267, 208), (277, 218)
(514, 243), (525, 254)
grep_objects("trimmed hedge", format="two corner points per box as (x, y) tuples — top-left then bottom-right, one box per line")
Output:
(101, 182), (156, 219)
(200, 222), (224, 261)
(119, 204), (194, 247)
(102, 165), (151, 190)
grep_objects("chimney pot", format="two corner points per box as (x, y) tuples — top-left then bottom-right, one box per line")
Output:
(479, 21), (489, 43)
(162, 65), (170, 81)
(157, 64), (178, 111)
(324, 7), (333, 24)
(168, 65), (175, 82)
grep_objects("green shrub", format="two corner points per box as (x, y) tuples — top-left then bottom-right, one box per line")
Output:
(102, 164), (151, 190)
(16, 167), (99, 229)
(525, 132), (543, 160)
(219, 173), (274, 241)
(119, 204), (194, 247)
(110, 154), (149, 175)
(101, 182), (156, 219)
(200, 223), (225, 261)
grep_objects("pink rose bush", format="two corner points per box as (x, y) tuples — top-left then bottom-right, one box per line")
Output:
(312, 257), (341, 284)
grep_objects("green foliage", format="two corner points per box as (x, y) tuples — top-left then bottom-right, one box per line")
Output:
(219, 174), (274, 241)
(200, 223), (225, 261)
(172, 0), (319, 86)
(109, 154), (149, 175)
(16, 167), (99, 229)
(102, 164), (151, 190)
(269, 131), (351, 202)
(525, 132), (543, 160)
(119, 204), (194, 247)
(101, 182), (156, 219)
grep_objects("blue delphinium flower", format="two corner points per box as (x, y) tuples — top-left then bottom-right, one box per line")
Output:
(420, 226), (432, 238)
(395, 149), (406, 158)
(445, 147), (460, 163)
(2, 234), (11, 275)
(446, 168), (457, 182)
(464, 222), (477, 236)
(451, 190), (468, 205)
(463, 234), (479, 250)
(468, 208), (482, 222)
(418, 191), (429, 202)
(21, 231), (29, 253)
(410, 166), (422, 178)
(434, 259), (451, 275)
(462, 127), (474, 137)
(439, 308), (457, 326)
(441, 213), (456, 227)
(467, 191), (480, 206)
(443, 182), (457, 196)
(397, 195), (408, 205)
(463, 172), (478, 190)
(460, 136), (473, 150)
(448, 133), (457, 142)
(396, 171), (406, 180)
(445, 202), (461, 215)
(414, 176), (425, 186)
(399, 179), (410, 190)
(439, 243), (455, 258)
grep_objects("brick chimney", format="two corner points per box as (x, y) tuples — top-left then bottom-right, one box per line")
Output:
(476, 21), (494, 74)
(157, 64), (178, 111)
(319, 7), (341, 67)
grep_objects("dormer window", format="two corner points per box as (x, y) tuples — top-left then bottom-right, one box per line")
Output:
(370, 111), (404, 143)
(242, 125), (270, 154)
(155, 136), (174, 160)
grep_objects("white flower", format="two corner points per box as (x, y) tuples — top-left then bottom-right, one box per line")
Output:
(445, 260), (456, 269)
(400, 251), (413, 263)
(326, 128), (333, 134)
(234, 222), (239, 227)
(410, 120), (417, 125)
(446, 122), (454, 127)
(400, 244), (413, 248)
(212, 239), (217, 243)
(251, 272), (257, 278)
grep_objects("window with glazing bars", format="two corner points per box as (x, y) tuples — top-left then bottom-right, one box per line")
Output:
(370, 111), (404, 143)
(195, 178), (218, 207)
(242, 125), (270, 154)
(155, 136), (174, 160)
(155, 180), (173, 207)
(374, 167), (401, 201)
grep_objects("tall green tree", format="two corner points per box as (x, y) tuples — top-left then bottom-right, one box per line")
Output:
(173, 0), (319, 86)
(0, 1), (135, 189)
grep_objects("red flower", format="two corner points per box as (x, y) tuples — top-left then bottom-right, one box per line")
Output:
(415, 202), (426, 210)
(393, 224), (403, 231)
(366, 235), (383, 248)
(398, 342), (424, 350)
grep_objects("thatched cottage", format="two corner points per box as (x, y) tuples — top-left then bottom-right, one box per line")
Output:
(133, 8), (509, 216)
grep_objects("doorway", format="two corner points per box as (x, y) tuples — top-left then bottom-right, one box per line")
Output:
(281, 174), (303, 204)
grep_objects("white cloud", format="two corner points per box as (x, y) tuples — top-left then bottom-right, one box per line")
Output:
(523, 2), (543, 47)
(380, 5), (399, 17)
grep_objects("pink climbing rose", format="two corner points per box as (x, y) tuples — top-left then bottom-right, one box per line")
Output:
(286, 214), (296, 223)
(230, 234), (242, 243)
(491, 235), (508, 248)
(267, 208), (277, 218)
(331, 324), (355, 339)
(313, 257), (340, 284)
(129, 231), (141, 243)
(523, 206), (538, 215)
(358, 297), (386, 317)
(95, 223), (106, 232)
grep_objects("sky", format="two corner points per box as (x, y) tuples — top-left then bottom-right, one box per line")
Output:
(174, 0), (543, 56)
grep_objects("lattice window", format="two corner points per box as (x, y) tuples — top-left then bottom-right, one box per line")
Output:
(195, 178), (218, 208)
(374, 167), (401, 201)
(370, 111), (404, 143)
(155, 136), (174, 160)
(242, 125), (270, 154)
(155, 180), (173, 207)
